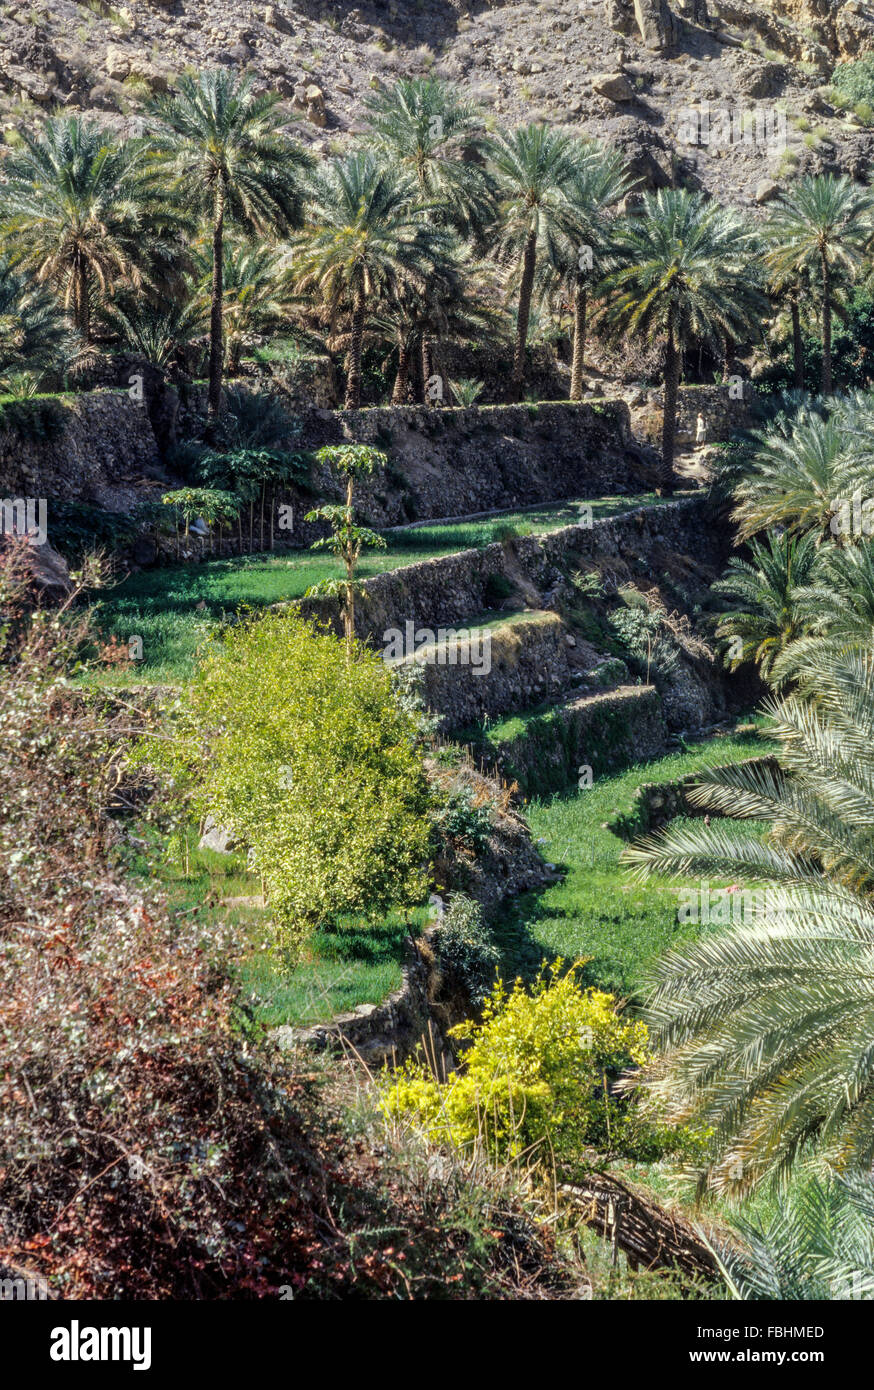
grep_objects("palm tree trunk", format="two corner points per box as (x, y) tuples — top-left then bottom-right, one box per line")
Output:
(73, 260), (91, 344)
(821, 249), (832, 396)
(392, 336), (411, 404)
(421, 335), (434, 403)
(570, 279), (588, 402)
(511, 230), (538, 402)
(344, 553), (355, 664)
(791, 290), (804, 392)
(206, 185), (225, 443)
(661, 317), (679, 497)
(345, 284), (366, 409)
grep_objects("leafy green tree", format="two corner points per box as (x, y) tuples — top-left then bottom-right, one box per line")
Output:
(149, 71), (311, 436)
(765, 175), (874, 394)
(304, 443), (388, 656)
(490, 124), (584, 399)
(0, 117), (180, 343)
(712, 529), (819, 683)
(623, 644), (874, 1194)
(292, 152), (449, 407)
(0, 255), (76, 390)
(153, 610), (432, 955)
(161, 486), (240, 555)
(380, 963), (684, 1166)
(602, 189), (766, 493)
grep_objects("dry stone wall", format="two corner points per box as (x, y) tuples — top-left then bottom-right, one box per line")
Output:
(300, 496), (724, 643)
(0, 391), (161, 510)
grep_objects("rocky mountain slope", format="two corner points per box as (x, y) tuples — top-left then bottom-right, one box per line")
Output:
(3, 0), (874, 206)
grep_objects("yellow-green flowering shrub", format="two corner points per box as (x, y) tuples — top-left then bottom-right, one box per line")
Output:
(381, 964), (681, 1165)
(147, 609), (432, 954)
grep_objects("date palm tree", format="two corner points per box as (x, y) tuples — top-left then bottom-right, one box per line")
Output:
(379, 256), (506, 405)
(730, 395), (874, 542)
(290, 152), (452, 408)
(712, 528), (819, 684)
(773, 539), (874, 687)
(762, 215), (811, 394)
(602, 189), (767, 494)
(0, 116), (178, 344)
(713, 1172), (874, 1299)
(363, 77), (497, 239)
(623, 643), (874, 1195)
(490, 124), (585, 400)
(102, 293), (204, 372)
(149, 71), (311, 437)
(192, 240), (293, 375)
(765, 175), (874, 395)
(0, 255), (77, 390)
(534, 143), (630, 400)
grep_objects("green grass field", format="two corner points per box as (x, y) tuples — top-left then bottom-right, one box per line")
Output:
(86, 492), (677, 684)
(491, 725), (777, 1001)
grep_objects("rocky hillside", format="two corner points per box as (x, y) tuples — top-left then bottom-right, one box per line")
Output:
(3, 0), (874, 206)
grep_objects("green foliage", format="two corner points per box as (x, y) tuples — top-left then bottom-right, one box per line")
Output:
(161, 487), (240, 531)
(431, 784), (493, 851)
(0, 256), (75, 388)
(314, 442), (387, 478)
(50, 498), (162, 560)
(435, 894), (501, 1006)
(623, 646), (874, 1195)
(146, 609), (433, 955)
(712, 529), (819, 680)
(831, 57), (874, 107)
(609, 604), (679, 682)
(381, 963), (679, 1165)
(449, 376), (485, 406)
(0, 393), (65, 440)
(715, 1172), (874, 1300)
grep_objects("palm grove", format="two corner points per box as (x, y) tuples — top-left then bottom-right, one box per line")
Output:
(10, 68), (874, 1300)
(3, 69), (874, 496)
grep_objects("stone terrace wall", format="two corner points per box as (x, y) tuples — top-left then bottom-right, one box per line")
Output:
(0, 391), (161, 508)
(400, 611), (581, 734)
(480, 686), (669, 799)
(607, 753), (779, 840)
(1, 389), (659, 536)
(298, 398), (657, 528)
(300, 496), (724, 643)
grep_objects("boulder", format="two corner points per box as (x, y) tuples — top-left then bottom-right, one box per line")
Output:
(198, 815), (239, 855)
(604, 0), (637, 33)
(305, 83), (326, 126)
(755, 178), (781, 204)
(105, 44), (130, 80)
(264, 4), (294, 34)
(632, 0), (676, 49)
(592, 70), (634, 101)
